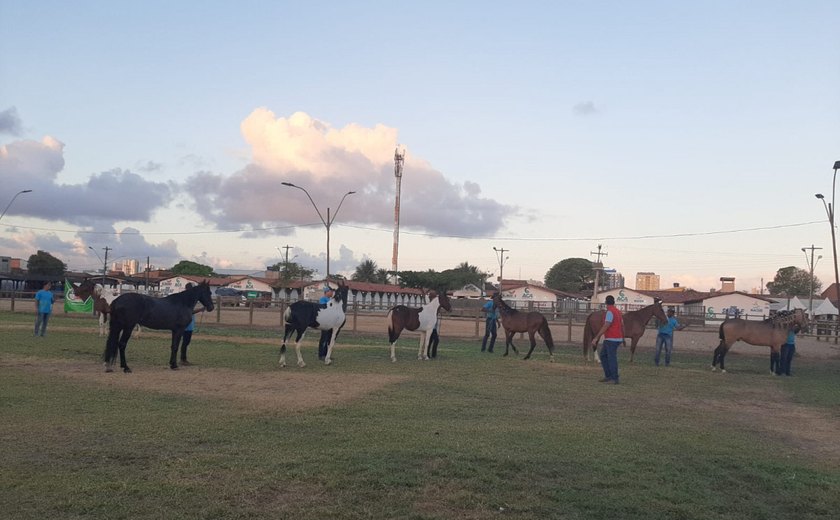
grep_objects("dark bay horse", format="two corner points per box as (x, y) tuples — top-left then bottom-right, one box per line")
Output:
(281, 282), (349, 367)
(582, 299), (667, 363)
(492, 293), (555, 361)
(73, 280), (117, 336)
(387, 290), (452, 362)
(104, 281), (214, 373)
(711, 309), (808, 373)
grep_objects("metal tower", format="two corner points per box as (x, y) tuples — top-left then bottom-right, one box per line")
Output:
(391, 147), (405, 284)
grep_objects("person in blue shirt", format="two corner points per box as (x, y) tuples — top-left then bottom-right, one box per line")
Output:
(481, 294), (498, 353)
(318, 286), (334, 360)
(777, 324), (799, 376)
(178, 282), (204, 365)
(654, 308), (682, 366)
(34, 281), (54, 337)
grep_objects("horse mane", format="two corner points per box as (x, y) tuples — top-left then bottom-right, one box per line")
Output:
(765, 309), (802, 328)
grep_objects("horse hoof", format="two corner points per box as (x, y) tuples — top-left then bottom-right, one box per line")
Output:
(104, 366), (113, 373)
(297, 361), (306, 368)
(124, 367), (132, 373)
(721, 369), (726, 374)
(710, 366), (717, 372)
(170, 365), (178, 371)
(279, 362), (286, 368)
(391, 358), (397, 363)
(523, 355), (531, 360)
(324, 358), (332, 365)
(549, 356), (555, 363)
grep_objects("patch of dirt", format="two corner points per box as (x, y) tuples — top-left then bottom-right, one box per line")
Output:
(1, 355), (408, 413)
(669, 390), (840, 465)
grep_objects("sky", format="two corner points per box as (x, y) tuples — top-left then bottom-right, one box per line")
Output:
(1, 1), (839, 293)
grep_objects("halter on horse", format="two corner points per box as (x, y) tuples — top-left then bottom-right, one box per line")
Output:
(387, 289), (452, 362)
(492, 293), (555, 361)
(711, 308), (808, 374)
(280, 282), (349, 367)
(104, 281), (214, 373)
(582, 299), (667, 363)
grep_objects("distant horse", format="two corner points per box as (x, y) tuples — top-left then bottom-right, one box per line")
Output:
(711, 309), (808, 373)
(582, 299), (667, 363)
(73, 280), (119, 336)
(280, 282), (349, 367)
(104, 281), (214, 373)
(492, 293), (555, 361)
(387, 289), (452, 362)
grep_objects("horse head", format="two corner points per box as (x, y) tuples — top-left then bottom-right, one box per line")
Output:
(793, 308), (809, 332)
(432, 288), (452, 312)
(195, 280), (215, 312)
(333, 282), (350, 311)
(652, 298), (668, 322)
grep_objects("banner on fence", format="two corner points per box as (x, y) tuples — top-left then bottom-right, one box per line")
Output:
(64, 279), (93, 313)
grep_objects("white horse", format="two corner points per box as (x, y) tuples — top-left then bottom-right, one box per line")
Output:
(279, 284), (349, 367)
(387, 290), (452, 362)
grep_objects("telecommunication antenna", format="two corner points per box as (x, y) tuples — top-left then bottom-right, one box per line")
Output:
(391, 147), (405, 284)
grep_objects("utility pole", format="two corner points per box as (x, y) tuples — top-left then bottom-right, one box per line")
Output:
(590, 244), (608, 303)
(101, 246), (111, 287)
(280, 245), (293, 266)
(493, 247), (509, 294)
(803, 244), (823, 316)
(145, 256), (150, 294)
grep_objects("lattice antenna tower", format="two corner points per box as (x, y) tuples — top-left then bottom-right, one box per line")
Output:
(392, 147), (405, 284)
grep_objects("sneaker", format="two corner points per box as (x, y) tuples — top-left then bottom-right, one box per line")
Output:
(598, 378), (612, 383)
(613, 379), (620, 385)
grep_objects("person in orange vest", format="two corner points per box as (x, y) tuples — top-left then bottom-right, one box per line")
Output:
(590, 294), (625, 384)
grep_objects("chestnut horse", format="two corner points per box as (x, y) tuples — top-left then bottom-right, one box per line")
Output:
(73, 280), (118, 336)
(491, 293), (555, 361)
(711, 308), (808, 374)
(582, 299), (667, 363)
(387, 290), (452, 362)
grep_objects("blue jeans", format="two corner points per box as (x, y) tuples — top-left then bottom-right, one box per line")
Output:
(481, 319), (497, 351)
(654, 333), (673, 366)
(34, 312), (50, 336)
(600, 340), (621, 382)
(779, 343), (795, 376)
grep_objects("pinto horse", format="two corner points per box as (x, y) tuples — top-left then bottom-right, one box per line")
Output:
(582, 299), (667, 363)
(73, 280), (119, 336)
(280, 282), (349, 367)
(492, 293), (555, 361)
(387, 289), (452, 362)
(104, 281), (214, 373)
(711, 309), (808, 373)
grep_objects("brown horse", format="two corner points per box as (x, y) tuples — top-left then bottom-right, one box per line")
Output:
(491, 293), (555, 361)
(72, 280), (116, 336)
(582, 299), (667, 363)
(387, 290), (452, 362)
(711, 308), (808, 374)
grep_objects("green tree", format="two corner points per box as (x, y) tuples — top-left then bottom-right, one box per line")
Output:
(352, 259), (389, 284)
(27, 250), (66, 276)
(171, 260), (215, 277)
(440, 262), (490, 289)
(267, 261), (316, 282)
(766, 266), (821, 296)
(544, 258), (594, 292)
(397, 269), (446, 290)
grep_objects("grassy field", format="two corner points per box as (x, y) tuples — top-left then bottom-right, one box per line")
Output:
(2, 311), (839, 519)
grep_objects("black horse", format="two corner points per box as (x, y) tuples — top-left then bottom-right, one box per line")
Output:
(103, 281), (215, 373)
(280, 282), (349, 367)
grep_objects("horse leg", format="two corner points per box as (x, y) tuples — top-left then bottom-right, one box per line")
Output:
(279, 324), (295, 367)
(509, 331), (519, 355)
(294, 331), (306, 368)
(118, 326), (134, 373)
(523, 331), (538, 360)
(629, 338), (639, 363)
(104, 325), (120, 372)
(770, 348), (781, 375)
(418, 332), (428, 361)
(169, 331), (183, 370)
(324, 329), (335, 365)
(99, 313), (106, 337)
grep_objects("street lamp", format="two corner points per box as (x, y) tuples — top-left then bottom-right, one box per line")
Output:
(0, 189), (33, 222)
(88, 246), (110, 286)
(493, 247), (509, 294)
(816, 160), (840, 342)
(282, 182), (355, 279)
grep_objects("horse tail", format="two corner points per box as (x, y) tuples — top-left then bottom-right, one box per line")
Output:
(718, 321), (726, 341)
(539, 319), (555, 353)
(583, 318), (593, 357)
(386, 309), (398, 343)
(102, 307), (121, 364)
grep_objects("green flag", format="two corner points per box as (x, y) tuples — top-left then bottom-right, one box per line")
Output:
(64, 279), (94, 313)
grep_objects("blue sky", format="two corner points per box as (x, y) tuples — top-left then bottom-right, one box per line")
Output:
(1, 1), (839, 292)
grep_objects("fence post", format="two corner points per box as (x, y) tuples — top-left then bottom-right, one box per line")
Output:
(475, 309), (480, 337)
(353, 302), (358, 332)
(567, 310), (573, 343)
(249, 301), (254, 325)
(215, 296), (221, 323)
(10, 291), (15, 312)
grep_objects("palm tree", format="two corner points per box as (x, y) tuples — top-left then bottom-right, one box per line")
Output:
(352, 259), (388, 283)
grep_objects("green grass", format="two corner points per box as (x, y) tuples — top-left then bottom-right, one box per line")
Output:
(2, 311), (839, 519)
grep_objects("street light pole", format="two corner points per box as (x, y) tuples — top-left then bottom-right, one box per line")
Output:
(88, 246), (110, 287)
(493, 247), (509, 294)
(802, 245), (822, 316)
(816, 161), (840, 343)
(0, 189), (33, 222)
(282, 182), (355, 279)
